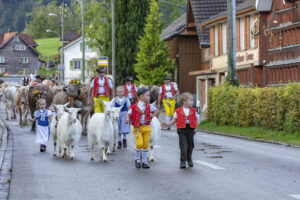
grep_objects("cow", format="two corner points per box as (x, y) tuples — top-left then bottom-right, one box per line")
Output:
(0, 84), (17, 120)
(28, 84), (53, 131)
(14, 86), (29, 125)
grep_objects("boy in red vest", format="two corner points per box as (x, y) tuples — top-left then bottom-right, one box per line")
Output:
(158, 76), (180, 130)
(123, 76), (137, 104)
(126, 88), (160, 169)
(88, 67), (114, 113)
(162, 92), (198, 169)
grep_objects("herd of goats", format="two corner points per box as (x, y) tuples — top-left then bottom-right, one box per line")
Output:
(0, 79), (162, 162)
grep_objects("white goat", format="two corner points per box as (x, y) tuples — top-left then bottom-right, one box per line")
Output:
(88, 101), (114, 162)
(110, 106), (122, 153)
(50, 103), (68, 157)
(149, 116), (162, 162)
(57, 107), (82, 160)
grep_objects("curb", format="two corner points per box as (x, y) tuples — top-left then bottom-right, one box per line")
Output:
(0, 118), (13, 200)
(199, 129), (300, 148)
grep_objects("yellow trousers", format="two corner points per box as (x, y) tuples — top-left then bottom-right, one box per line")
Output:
(163, 99), (176, 117)
(94, 96), (110, 113)
(133, 125), (151, 149)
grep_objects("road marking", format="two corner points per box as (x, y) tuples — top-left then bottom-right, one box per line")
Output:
(194, 160), (225, 170)
(154, 145), (161, 149)
(290, 194), (300, 199)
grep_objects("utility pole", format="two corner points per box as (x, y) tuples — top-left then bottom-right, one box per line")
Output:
(81, 0), (86, 83)
(111, 0), (116, 88)
(226, 0), (239, 86)
(61, 1), (65, 84)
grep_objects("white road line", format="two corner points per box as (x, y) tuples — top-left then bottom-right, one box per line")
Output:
(194, 160), (225, 170)
(290, 194), (300, 199)
(154, 145), (161, 149)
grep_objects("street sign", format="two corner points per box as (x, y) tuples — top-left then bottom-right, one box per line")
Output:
(58, 64), (65, 70)
(98, 57), (108, 67)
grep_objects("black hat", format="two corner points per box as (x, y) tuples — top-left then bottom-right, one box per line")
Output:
(164, 75), (171, 80)
(126, 76), (133, 82)
(96, 67), (106, 73)
(36, 75), (45, 80)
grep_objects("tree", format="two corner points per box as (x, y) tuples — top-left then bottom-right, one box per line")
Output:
(134, 0), (174, 85)
(158, 0), (187, 27)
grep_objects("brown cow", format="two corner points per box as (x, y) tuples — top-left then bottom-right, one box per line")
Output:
(28, 84), (53, 131)
(14, 86), (29, 125)
(52, 85), (68, 105)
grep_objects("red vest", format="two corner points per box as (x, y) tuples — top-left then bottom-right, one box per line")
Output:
(93, 76), (110, 97)
(131, 102), (152, 127)
(123, 83), (137, 98)
(161, 83), (175, 99)
(176, 107), (197, 128)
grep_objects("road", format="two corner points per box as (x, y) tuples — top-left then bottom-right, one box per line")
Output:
(4, 114), (300, 200)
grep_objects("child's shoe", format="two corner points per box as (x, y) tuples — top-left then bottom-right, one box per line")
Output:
(123, 139), (127, 148)
(117, 141), (122, 149)
(43, 145), (47, 152)
(142, 162), (150, 169)
(135, 160), (141, 168)
(40, 145), (44, 152)
(180, 161), (187, 168)
(187, 160), (193, 167)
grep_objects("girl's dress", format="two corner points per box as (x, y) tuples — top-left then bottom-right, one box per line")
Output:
(114, 97), (131, 134)
(34, 109), (52, 145)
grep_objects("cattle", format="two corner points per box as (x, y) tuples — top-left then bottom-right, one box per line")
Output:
(28, 84), (53, 131)
(14, 86), (29, 125)
(0, 84), (17, 120)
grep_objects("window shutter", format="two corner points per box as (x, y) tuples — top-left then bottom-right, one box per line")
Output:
(28, 58), (31, 64)
(18, 58), (21, 64)
(5, 57), (7, 64)
(70, 60), (74, 70)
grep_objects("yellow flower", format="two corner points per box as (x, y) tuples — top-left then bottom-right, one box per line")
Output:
(76, 80), (79, 84)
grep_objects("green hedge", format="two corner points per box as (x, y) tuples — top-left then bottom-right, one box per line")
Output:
(207, 83), (300, 133)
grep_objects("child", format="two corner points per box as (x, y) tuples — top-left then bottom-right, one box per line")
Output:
(162, 92), (198, 169)
(111, 86), (131, 149)
(31, 99), (52, 152)
(126, 88), (160, 169)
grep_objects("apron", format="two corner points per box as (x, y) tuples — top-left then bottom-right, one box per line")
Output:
(34, 110), (50, 145)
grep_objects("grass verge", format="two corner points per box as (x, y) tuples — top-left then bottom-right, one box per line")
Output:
(198, 120), (300, 147)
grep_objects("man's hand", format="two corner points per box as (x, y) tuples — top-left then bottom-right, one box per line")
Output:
(194, 129), (197, 135)
(157, 104), (161, 109)
(161, 123), (169, 129)
(87, 99), (91, 106)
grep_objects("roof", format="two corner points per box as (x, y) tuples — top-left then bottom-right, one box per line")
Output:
(0, 32), (17, 48)
(60, 35), (82, 50)
(62, 30), (80, 42)
(20, 33), (38, 47)
(161, 12), (186, 40)
(201, 0), (256, 27)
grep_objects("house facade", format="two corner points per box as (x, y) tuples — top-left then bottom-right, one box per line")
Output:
(62, 36), (98, 83)
(0, 32), (42, 76)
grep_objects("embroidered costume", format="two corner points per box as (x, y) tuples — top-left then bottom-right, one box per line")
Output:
(91, 76), (113, 113)
(123, 83), (137, 103)
(159, 82), (178, 124)
(34, 109), (52, 146)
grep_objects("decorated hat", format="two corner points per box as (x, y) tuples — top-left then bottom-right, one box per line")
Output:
(126, 76), (133, 82)
(36, 75), (45, 80)
(96, 67), (106, 73)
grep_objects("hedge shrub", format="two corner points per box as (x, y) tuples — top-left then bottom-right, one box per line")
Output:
(207, 83), (300, 133)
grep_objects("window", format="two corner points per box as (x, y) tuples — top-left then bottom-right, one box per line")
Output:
(222, 23), (227, 54)
(204, 48), (210, 62)
(0, 57), (5, 64)
(74, 60), (81, 69)
(240, 18), (245, 50)
(214, 26), (219, 56)
(14, 35), (19, 42)
(0, 68), (5, 74)
(250, 16), (255, 49)
(21, 57), (28, 64)
(15, 45), (26, 51)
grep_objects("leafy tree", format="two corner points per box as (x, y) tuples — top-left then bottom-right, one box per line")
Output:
(134, 0), (174, 85)
(158, 0), (187, 27)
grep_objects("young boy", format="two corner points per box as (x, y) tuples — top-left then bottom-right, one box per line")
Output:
(126, 88), (160, 169)
(111, 86), (131, 149)
(162, 92), (198, 169)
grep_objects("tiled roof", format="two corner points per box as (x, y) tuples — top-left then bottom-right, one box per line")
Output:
(0, 32), (17, 48)
(20, 33), (38, 47)
(62, 30), (80, 42)
(161, 13), (186, 40)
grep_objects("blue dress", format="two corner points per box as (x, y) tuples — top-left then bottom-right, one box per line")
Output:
(34, 109), (51, 145)
(114, 97), (130, 134)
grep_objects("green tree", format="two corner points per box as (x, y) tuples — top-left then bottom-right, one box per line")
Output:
(134, 0), (174, 85)
(158, 0), (187, 27)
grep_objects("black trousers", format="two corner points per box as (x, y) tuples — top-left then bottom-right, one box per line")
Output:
(177, 124), (195, 162)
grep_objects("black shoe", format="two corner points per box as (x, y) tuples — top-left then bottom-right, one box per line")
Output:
(180, 161), (187, 168)
(167, 127), (171, 131)
(123, 139), (127, 148)
(135, 160), (141, 168)
(40, 145), (44, 152)
(187, 160), (193, 167)
(142, 163), (150, 169)
(117, 141), (122, 149)
(43, 145), (47, 152)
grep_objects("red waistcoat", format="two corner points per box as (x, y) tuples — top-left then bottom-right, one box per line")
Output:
(93, 76), (110, 97)
(161, 83), (175, 99)
(123, 83), (137, 98)
(131, 102), (152, 127)
(176, 107), (197, 128)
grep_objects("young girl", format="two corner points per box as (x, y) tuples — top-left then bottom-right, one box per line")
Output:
(126, 88), (160, 169)
(162, 92), (198, 169)
(32, 99), (52, 152)
(111, 86), (131, 149)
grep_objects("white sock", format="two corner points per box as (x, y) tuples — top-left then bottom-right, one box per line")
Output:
(118, 134), (122, 142)
(142, 149), (149, 163)
(135, 149), (141, 162)
(122, 133), (127, 140)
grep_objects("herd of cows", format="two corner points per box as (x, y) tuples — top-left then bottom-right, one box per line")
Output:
(0, 79), (162, 162)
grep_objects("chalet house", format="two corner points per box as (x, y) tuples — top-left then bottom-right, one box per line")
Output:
(0, 32), (42, 76)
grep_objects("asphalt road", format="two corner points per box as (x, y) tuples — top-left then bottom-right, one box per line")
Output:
(4, 116), (300, 200)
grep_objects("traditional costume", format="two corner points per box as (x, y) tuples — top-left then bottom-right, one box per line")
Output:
(111, 96), (131, 148)
(34, 109), (52, 152)
(123, 77), (137, 104)
(173, 107), (197, 168)
(128, 101), (156, 168)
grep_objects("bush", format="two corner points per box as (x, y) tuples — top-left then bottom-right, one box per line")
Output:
(208, 83), (300, 133)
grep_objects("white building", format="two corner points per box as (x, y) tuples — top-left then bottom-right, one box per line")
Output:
(62, 36), (98, 83)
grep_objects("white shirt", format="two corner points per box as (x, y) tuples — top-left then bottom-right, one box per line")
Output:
(128, 101), (157, 125)
(90, 76), (113, 96)
(159, 83), (178, 98)
(125, 84), (138, 100)
(173, 107), (200, 124)
(111, 97), (131, 108)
